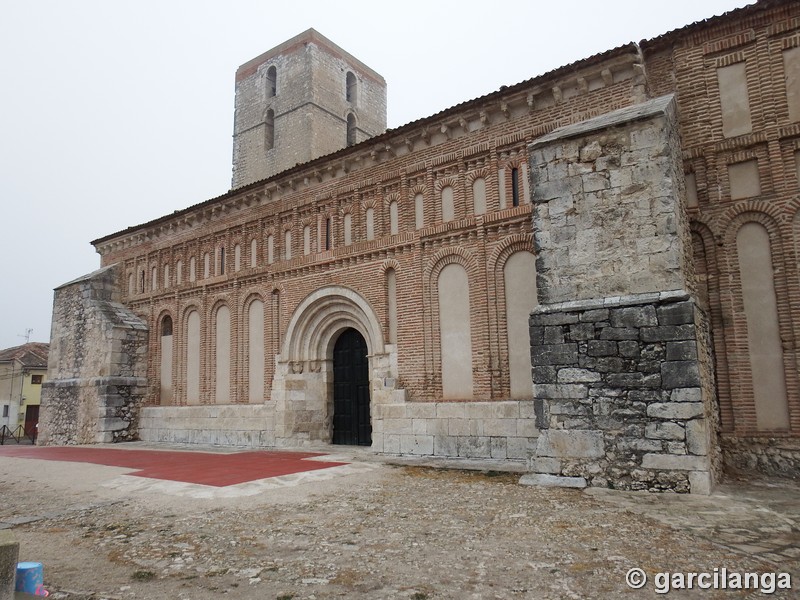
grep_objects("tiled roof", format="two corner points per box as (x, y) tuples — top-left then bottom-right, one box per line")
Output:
(0, 342), (49, 368)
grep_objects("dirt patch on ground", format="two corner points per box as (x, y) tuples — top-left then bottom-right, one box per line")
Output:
(1, 453), (797, 599)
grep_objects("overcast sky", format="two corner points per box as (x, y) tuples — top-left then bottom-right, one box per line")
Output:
(0, 0), (752, 351)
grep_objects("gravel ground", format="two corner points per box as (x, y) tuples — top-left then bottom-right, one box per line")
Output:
(0, 450), (797, 599)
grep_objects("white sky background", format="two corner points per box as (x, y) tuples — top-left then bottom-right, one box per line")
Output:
(0, 0), (752, 350)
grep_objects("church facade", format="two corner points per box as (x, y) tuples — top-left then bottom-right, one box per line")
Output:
(41, 1), (800, 492)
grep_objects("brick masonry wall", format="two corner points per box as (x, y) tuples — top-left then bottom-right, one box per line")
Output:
(642, 0), (800, 473)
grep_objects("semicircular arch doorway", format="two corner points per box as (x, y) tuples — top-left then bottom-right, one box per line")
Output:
(332, 328), (372, 446)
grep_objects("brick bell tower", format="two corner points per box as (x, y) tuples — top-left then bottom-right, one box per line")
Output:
(231, 29), (387, 189)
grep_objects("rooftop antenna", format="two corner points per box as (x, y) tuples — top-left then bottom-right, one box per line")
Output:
(18, 328), (33, 343)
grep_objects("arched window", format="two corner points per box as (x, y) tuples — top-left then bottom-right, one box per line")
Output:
(151, 266), (157, 291)
(234, 244), (241, 272)
(389, 201), (399, 235)
(203, 253), (210, 278)
(265, 109), (275, 151)
(215, 305), (231, 403)
(414, 193), (424, 229)
(250, 239), (258, 267)
(511, 167), (520, 207)
(160, 315), (173, 405)
(266, 65), (277, 97)
(438, 263), (473, 399)
(128, 273), (134, 295)
(248, 299), (265, 403)
(736, 223), (789, 429)
(472, 177), (487, 215)
(303, 225), (311, 255)
(346, 71), (356, 103)
(176, 260), (182, 285)
(186, 310), (201, 405)
(189, 256), (196, 282)
(347, 113), (356, 146)
(504, 251), (537, 399)
(344, 213), (353, 245)
(386, 268), (397, 344)
(267, 234), (275, 264)
(218, 246), (225, 275)
(284, 230), (292, 260)
(139, 270), (145, 294)
(325, 217), (332, 250)
(441, 185), (455, 222)
(163, 264), (170, 289)
(366, 207), (375, 240)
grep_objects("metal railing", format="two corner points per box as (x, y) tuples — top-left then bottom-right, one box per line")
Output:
(0, 424), (37, 445)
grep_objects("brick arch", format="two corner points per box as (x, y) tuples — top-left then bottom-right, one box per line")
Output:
(281, 285), (385, 363)
(434, 177), (458, 192)
(721, 211), (798, 434)
(381, 258), (400, 273)
(425, 246), (479, 283)
(423, 248), (481, 399)
(717, 201), (787, 238)
(690, 219), (733, 431)
(408, 184), (426, 197)
(466, 167), (492, 184)
(488, 234), (535, 272)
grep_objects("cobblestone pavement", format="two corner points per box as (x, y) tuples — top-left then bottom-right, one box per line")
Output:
(0, 445), (797, 599)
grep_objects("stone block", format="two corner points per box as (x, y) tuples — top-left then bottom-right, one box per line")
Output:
(688, 471), (713, 495)
(642, 453), (708, 471)
(686, 419), (708, 455)
(606, 372), (660, 388)
(532, 343), (579, 366)
(532, 366), (558, 384)
(381, 404), (407, 419)
(537, 430), (605, 459)
(599, 327), (639, 340)
(437, 403), (466, 418)
(407, 403), (437, 419)
(569, 323), (596, 340)
(0, 530), (19, 600)
(533, 383), (588, 399)
(657, 302), (694, 325)
(507, 437), (530, 459)
(383, 434), (401, 454)
(434, 435), (458, 457)
(549, 401), (590, 416)
(458, 436), (492, 458)
(400, 434), (434, 456)
(645, 422), (685, 440)
(534, 312), (580, 326)
(666, 341), (697, 361)
(670, 387), (702, 402)
(519, 473), (587, 488)
(661, 361), (701, 388)
(529, 457), (562, 474)
(384, 418), (413, 434)
(516, 418), (538, 437)
(587, 340), (617, 356)
(618, 341), (640, 358)
(557, 368), (601, 383)
(426, 418), (449, 436)
(640, 325), (695, 342)
(484, 418), (517, 437)
(448, 418), (470, 436)
(646, 402), (704, 420)
(580, 308), (609, 322)
(490, 437), (508, 459)
(412, 419), (428, 435)
(544, 326), (566, 344)
(610, 305), (657, 328)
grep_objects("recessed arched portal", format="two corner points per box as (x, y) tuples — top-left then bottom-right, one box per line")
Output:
(273, 285), (396, 446)
(332, 328), (371, 446)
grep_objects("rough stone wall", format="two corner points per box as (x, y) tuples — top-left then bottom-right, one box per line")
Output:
(39, 266), (148, 445)
(525, 96), (720, 493)
(529, 293), (720, 492)
(232, 29), (387, 188)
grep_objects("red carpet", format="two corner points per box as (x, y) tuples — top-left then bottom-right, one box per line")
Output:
(0, 446), (348, 487)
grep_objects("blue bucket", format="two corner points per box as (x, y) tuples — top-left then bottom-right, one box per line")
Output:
(15, 561), (46, 595)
